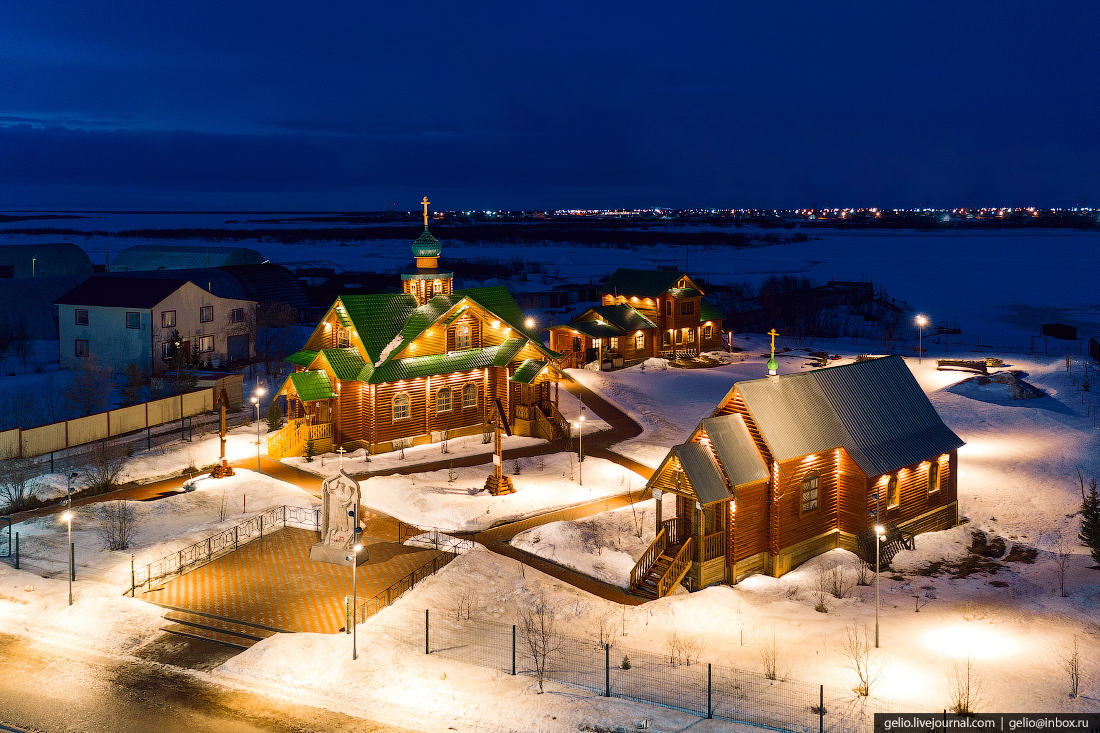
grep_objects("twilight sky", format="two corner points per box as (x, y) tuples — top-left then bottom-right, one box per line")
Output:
(2, 0), (1097, 211)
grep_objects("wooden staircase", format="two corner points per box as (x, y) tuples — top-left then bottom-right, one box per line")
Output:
(159, 605), (289, 650)
(631, 540), (687, 600)
(628, 518), (694, 600)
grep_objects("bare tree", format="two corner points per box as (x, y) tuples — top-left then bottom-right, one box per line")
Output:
(454, 590), (473, 621)
(1051, 533), (1072, 598)
(0, 455), (41, 513)
(578, 518), (604, 556)
(829, 566), (854, 599)
(10, 318), (33, 374)
(664, 630), (702, 667)
(757, 626), (784, 681)
(519, 592), (562, 693)
(836, 623), (887, 696)
(83, 440), (129, 494)
(1060, 637), (1081, 698)
(945, 657), (986, 714)
(813, 566), (831, 612)
(62, 357), (114, 416)
(590, 612), (616, 650)
(97, 501), (137, 550)
(255, 301), (300, 379)
(856, 558), (873, 586)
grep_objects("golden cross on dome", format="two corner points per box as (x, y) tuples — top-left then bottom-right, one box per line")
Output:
(421, 196), (430, 227)
(768, 328), (779, 352)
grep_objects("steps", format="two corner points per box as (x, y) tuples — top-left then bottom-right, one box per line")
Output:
(631, 542), (685, 600)
(159, 606), (290, 649)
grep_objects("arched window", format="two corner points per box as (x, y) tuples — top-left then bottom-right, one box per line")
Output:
(392, 392), (410, 421)
(456, 325), (471, 350)
(433, 279), (442, 295)
(437, 387), (452, 413)
(886, 475), (899, 508)
(704, 324), (713, 340)
(928, 462), (940, 494)
(801, 472), (819, 512)
(462, 383), (477, 409)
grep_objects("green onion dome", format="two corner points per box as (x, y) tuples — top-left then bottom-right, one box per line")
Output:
(412, 227), (443, 258)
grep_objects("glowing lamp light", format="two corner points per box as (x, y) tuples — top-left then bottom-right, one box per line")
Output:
(353, 543), (363, 552)
(916, 315), (928, 327)
(525, 317), (535, 328)
(251, 397), (258, 405)
(924, 626), (1017, 659)
(61, 511), (72, 522)
(874, 524), (885, 536)
(492, 320), (501, 328)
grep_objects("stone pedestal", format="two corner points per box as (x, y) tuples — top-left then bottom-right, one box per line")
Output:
(310, 543), (367, 566)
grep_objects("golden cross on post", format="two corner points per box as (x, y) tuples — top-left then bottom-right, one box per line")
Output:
(768, 328), (779, 353)
(421, 196), (430, 228)
(336, 445), (346, 471)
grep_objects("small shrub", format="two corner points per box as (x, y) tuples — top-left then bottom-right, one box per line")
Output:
(945, 657), (985, 714)
(304, 438), (316, 462)
(620, 654), (631, 670)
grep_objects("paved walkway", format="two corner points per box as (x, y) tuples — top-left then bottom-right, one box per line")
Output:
(142, 526), (446, 633)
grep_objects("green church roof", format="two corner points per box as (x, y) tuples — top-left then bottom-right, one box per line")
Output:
(699, 298), (725, 323)
(369, 338), (528, 384)
(320, 348), (367, 382)
(602, 268), (685, 298)
(510, 359), (549, 385)
(288, 370), (337, 402)
(411, 227), (443, 258)
(285, 349), (319, 368)
(588, 304), (657, 332)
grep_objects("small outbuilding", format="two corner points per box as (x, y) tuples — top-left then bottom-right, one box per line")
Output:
(0, 243), (93, 278)
(111, 244), (266, 272)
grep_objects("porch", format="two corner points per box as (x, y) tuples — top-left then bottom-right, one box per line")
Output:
(628, 495), (729, 599)
(268, 416), (334, 460)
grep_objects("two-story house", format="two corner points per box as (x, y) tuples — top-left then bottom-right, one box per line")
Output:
(55, 276), (255, 374)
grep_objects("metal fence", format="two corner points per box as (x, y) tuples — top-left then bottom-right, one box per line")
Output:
(357, 527), (476, 618)
(368, 605), (934, 733)
(132, 504), (320, 593)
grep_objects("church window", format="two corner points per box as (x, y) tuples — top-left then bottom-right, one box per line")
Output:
(801, 473), (819, 512)
(685, 328), (695, 343)
(437, 387), (452, 413)
(675, 330), (683, 345)
(456, 325), (471, 350)
(392, 392), (410, 421)
(886, 475), (900, 508)
(433, 279), (442, 295)
(462, 383), (477, 409)
(609, 337), (619, 351)
(662, 331), (671, 346)
(337, 328), (350, 348)
(928, 462), (940, 494)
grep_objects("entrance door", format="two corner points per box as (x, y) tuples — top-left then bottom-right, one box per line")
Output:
(227, 334), (249, 363)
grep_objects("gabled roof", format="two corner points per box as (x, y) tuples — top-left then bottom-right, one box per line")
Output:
(699, 298), (725, 323)
(672, 442), (730, 506)
(510, 359), (549, 385)
(286, 349), (318, 369)
(321, 348), (367, 382)
(337, 293), (420, 363)
(288, 370), (337, 402)
(601, 269), (685, 298)
(369, 339), (527, 384)
(732, 355), (964, 477)
(588, 304), (657, 332)
(54, 276), (189, 308)
(700, 414), (769, 487)
(566, 320), (625, 339)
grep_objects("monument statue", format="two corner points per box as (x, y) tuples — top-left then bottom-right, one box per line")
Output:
(310, 469), (365, 565)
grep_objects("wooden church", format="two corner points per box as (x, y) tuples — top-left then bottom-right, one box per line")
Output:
(271, 199), (567, 458)
(632, 355), (964, 599)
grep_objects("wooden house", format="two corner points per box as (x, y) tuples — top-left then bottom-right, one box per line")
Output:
(549, 269), (725, 368)
(632, 355), (963, 599)
(271, 212), (567, 459)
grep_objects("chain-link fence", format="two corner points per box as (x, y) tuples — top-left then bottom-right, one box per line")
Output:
(368, 605), (933, 733)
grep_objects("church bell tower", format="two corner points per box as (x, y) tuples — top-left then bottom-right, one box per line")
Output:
(401, 196), (454, 306)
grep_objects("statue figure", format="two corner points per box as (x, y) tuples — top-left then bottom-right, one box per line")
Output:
(321, 470), (361, 549)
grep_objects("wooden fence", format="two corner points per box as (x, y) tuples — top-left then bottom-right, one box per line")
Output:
(0, 388), (216, 459)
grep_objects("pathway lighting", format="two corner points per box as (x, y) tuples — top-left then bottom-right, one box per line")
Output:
(61, 510), (73, 606)
(348, 542), (364, 660)
(874, 524), (885, 648)
(252, 387), (266, 472)
(916, 315), (928, 364)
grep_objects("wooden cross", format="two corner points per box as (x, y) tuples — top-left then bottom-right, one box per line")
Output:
(337, 446), (346, 471)
(768, 328), (779, 353)
(421, 196), (430, 227)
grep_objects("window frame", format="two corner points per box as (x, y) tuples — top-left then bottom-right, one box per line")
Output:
(161, 341), (173, 360)
(635, 333), (645, 351)
(392, 392), (411, 421)
(125, 311), (140, 329)
(462, 383), (477, 409)
(685, 328), (695, 343)
(436, 387), (452, 413)
(199, 335), (214, 353)
(662, 331), (671, 346)
(456, 325), (471, 350)
(75, 339), (89, 357)
(801, 472), (820, 513)
(679, 300), (695, 316)
(230, 308), (244, 324)
(199, 305), (213, 323)
(704, 324), (713, 340)
(609, 336), (619, 352)
(75, 309), (89, 326)
(572, 336), (582, 352)
(161, 310), (175, 328)
(886, 475), (900, 508)
(928, 461), (941, 494)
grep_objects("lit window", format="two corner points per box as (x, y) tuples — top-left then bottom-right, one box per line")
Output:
(685, 328), (695, 343)
(125, 312), (140, 329)
(456, 325), (471, 350)
(801, 473), (819, 512)
(886, 476), (899, 508)
(230, 308), (244, 323)
(609, 337), (619, 352)
(462, 383), (477, 409)
(161, 310), (175, 328)
(928, 462), (940, 494)
(392, 392), (410, 421)
(662, 331), (671, 346)
(704, 324), (713, 340)
(635, 333), (645, 351)
(199, 335), (214, 352)
(199, 306), (213, 323)
(75, 339), (89, 357)
(572, 336), (582, 352)
(337, 328), (350, 348)
(675, 330), (683, 345)
(75, 309), (89, 326)
(437, 388), (452, 413)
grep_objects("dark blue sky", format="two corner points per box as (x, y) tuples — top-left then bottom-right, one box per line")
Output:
(2, 1), (1097, 210)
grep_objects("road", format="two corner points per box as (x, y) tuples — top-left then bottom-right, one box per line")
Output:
(0, 632), (410, 733)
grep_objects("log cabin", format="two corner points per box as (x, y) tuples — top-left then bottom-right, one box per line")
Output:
(270, 211), (567, 459)
(548, 269), (725, 369)
(632, 355), (963, 599)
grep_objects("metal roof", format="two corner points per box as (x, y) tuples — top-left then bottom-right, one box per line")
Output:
(588, 304), (657, 332)
(699, 298), (725, 323)
(0, 242), (93, 277)
(673, 442), (730, 506)
(565, 320), (624, 339)
(736, 355), (964, 476)
(54, 276), (188, 308)
(285, 349), (318, 369)
(601, 268), (684, 298)
(700, 414), (769, 487)
(288, 370), (337, 402)
(510, 359), (548, 384)
(111, 244), (265, 272)
(321, 348), (366, 382)
(368, 339), (527, 384)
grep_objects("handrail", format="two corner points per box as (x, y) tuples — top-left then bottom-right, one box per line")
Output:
(533, 407), (555, 441)
(267, 417), (310, 460)
(356, 543), (467, 619)
(661, 517), (681, 545)
(701, 530), (726, 562)
(657, 536), (693, 598)
(629, 527), (666, 590)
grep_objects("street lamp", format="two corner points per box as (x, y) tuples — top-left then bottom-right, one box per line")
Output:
(62, 510), (74, 605)
(915, 315), (928, 364)
(874, 523), (885, 648)
(574, 400), (587, 486)
(252, 387), (266, 472)
(348, 542), (364, 660)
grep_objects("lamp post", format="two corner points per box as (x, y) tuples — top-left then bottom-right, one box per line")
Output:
(348, 542), (363, 660)
(62, 510), (74, 605)
(915, 315), (928, 364)
(252, 387), (266, 472)
(573, 401), (586, 486)
(874, 523), (885, 648)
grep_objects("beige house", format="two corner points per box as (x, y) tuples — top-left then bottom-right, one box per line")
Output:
(55, 276), (255, 375)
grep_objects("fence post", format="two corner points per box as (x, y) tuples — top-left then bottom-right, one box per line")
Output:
(50, 452), (54, 474)
(512, 625), (516, 675)
(283, 505), (286, 529)
(425, 609), (430, 655)
(707, 663), (712, 719)
(605, 644), (611, 698)
(234, 525), (238, 551)
(207, 537), (212, 562)
(819, 684), (824, 733)
(131, 555), (135, 597)
(260, 515), (264, 550)
(14, 533), (18, 569)
(178, 549), (183, 575)
(345, 596), (350, 634)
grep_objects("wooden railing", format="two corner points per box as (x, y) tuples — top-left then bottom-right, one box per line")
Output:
(701, 530), (726, 562)
(534, 408), (556, 441)
(658, 537), (694, 598)
(267, 418), (334, 460)
(629, 527), (667, 590)
(661, 517), (682, 546)
(544, 401), (569, 438)
(515, 404), (533, 421)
